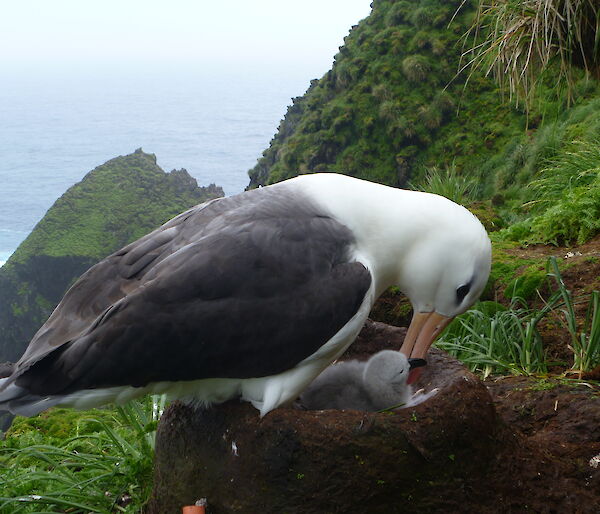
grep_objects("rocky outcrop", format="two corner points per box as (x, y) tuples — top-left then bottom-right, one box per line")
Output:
(147, 322), (501, 513)
(0, 149), (223, 364)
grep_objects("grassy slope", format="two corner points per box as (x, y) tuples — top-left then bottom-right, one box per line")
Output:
(247, 0), (600, 376)
(248, 0), (600, 247)
(10, 149), (222, 263)
(248, 0), (526, 189)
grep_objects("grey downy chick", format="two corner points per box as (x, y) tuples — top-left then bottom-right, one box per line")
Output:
(299, 350), (436, 411)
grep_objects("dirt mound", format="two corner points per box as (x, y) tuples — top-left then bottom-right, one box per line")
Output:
(146, 321), (600, 513)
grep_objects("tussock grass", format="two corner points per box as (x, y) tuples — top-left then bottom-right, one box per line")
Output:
(546, 256), (600, 376)
(501, 139), (600, 245)
(412, 163), (479, 205)
(528, 140), (600, 208)
(438, 257), (600, 378)
(436, 299), (551, 377)
(460, 0), (600, 108)
(0, 395), (165, 513)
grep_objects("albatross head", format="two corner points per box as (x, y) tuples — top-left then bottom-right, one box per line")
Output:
(395, 197), (492, 384)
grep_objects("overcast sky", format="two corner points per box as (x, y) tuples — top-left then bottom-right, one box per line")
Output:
(1, 0), (373, 76)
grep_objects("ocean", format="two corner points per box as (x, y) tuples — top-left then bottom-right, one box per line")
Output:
(0, 66), (315, 267)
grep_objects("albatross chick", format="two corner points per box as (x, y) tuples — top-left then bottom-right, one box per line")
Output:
(298, 350), (437, 411)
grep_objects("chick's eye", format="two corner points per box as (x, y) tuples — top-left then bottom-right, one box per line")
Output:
(456, 284), (471, 304)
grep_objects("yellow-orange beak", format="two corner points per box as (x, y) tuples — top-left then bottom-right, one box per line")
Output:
(400, 311), (453, 384)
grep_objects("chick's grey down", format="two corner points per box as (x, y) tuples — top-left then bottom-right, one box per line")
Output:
(299, 350), (413, 411)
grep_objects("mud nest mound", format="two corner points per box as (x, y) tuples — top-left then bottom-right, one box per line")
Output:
(147, 322), (504, 513)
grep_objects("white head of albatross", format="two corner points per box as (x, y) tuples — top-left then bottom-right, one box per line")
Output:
(296, 173), (491, 384)
(0, 172), (490, 418)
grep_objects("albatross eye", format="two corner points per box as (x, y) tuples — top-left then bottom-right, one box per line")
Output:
(456, 284), (471, 304)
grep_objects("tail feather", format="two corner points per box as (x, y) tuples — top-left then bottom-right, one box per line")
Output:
(0, 362), (14, 378)
(0, 378), (62, 417)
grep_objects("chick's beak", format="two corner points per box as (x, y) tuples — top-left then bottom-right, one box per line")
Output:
(400, 311), (453, 384)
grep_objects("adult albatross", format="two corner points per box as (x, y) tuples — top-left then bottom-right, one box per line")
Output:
(0, 173), (491, 417)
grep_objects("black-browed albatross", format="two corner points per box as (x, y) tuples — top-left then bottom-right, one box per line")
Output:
(0, 173), (491, 417)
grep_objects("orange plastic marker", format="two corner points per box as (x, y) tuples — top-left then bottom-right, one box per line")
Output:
(182, 507), (205, 514)
(182, 498), (207, 514)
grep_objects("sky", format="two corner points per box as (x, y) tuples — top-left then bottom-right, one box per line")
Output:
(1, 0), (373, 76)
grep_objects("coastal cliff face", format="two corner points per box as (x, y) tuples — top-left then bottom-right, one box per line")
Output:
(0, 149), (223, 364)
(247, 0), (600, 249)
(247, 0), (524, 189)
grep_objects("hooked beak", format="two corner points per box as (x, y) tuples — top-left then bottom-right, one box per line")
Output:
(400, 311), (453, 384)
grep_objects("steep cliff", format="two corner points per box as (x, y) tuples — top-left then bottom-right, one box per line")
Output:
(247, 0), (526, 189)
(0, 149), (223, 363)
(248, 0), (600, 247)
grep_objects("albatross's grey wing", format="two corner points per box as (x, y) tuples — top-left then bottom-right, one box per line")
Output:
(12, 198), (221, 370)
(1, 186), (371, 409)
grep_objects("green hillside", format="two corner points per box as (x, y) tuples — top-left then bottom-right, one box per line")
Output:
(249, 0), (600, 247)
(0, 149), (223, 363)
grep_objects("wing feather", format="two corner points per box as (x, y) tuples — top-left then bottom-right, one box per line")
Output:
(5, 188), (372, 397)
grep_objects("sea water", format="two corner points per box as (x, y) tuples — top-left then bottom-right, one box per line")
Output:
(0, 66), (315, 266)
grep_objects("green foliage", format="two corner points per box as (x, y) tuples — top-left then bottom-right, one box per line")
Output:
(438, 257), (600, 378)
(247, 0), (522, 189)
(0, 396), (164, 513)
(8, 408), (116, 440)
(10, 150), (222, 264)
(530, 139), (600, 205)
(0, 149), (224, 364)
(411, 163), (479, 205)
(401, 55), (431, 82)
(546, 257), (600, 375)
(462, 0), (600, 109)
(500, 139), (600, 245)
(246, 0), (600, 254)
(436, 299), (551, 377)
(503, 265), (546, 301)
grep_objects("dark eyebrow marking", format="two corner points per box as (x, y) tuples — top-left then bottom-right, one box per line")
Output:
(456, 280), (473, 304)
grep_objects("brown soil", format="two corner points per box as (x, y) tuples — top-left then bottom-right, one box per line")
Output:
(364, 235), (600, 513)
(349, 323), (600, 513)
(481, 375), (600, 513)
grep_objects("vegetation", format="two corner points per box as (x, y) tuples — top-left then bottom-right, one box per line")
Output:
(438, 256), (600, 377)
(10, 149), (222, 264)
(546, 257), (600, 377)
(500, 138), (600, 245)
(409, 163), (479, 205)
(248, 0), (525, 190)
(0, 397), (163, 513)
(462, 0), (600, 108)
(248, 0), (600, 249)
(436, 299), (550, 378)
(3, 0), (600, 510)
(0, 149), (223, 363)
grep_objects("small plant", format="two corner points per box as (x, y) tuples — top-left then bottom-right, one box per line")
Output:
(411, 163), (479, 205)
(546, 256), (600, 376)
(401, 55), (431, 82)
(440, 257), (600, 379)
(436, 299), (552, 377)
